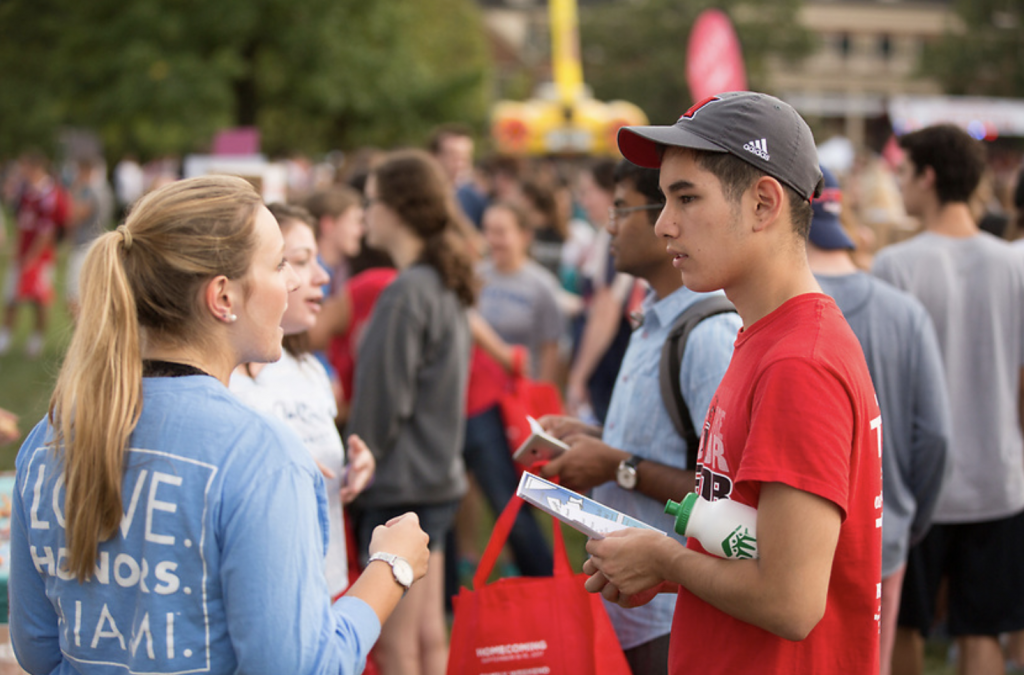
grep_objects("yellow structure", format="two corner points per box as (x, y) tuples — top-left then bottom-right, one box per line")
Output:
(549, 0), (583, 106)
(490, 0), (647, 157)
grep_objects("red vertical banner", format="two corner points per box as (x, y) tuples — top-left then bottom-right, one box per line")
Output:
(686, 9), (748, 103)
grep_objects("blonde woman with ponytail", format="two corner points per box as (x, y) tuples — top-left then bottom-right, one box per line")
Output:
(9, 175), (429, 675)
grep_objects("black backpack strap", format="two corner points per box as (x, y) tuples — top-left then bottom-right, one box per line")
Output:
(659, 295), (737, 469)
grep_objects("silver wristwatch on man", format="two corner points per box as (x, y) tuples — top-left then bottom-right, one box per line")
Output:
(616, 455), (642, 490)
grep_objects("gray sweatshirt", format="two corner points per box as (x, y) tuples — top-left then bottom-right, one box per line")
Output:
(873, 232), (1024, 523)
(347, 265), (470, 509)
(817, 272), (950, 577)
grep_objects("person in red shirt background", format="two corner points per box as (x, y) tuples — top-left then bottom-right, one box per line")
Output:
(1, 149), (68, 358)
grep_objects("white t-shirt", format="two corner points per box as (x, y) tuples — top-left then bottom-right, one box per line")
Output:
(230, 352), (349, 595)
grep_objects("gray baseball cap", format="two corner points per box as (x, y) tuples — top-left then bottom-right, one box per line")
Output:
(618, 91), (824, 201)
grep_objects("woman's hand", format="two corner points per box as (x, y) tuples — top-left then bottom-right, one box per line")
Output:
(340, 434), (376, 504)
(370, 512), (431, 582)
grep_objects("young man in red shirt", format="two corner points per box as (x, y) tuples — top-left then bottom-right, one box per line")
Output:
(584, 91), (883, 674)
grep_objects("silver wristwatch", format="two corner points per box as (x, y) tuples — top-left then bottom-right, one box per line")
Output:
(368, 552), (414, 590)
(616, 455), (641, 490)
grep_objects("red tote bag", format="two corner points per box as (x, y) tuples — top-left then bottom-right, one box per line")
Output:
(446, 490), (631, 675)
(498, 348), (565, 450)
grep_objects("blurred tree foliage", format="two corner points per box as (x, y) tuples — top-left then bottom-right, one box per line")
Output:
(919, 0), (1023, 97)
(579, 0), (814, 125)
(0, 0), (493, 160)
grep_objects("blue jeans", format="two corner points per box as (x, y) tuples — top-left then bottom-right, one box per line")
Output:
(463, 404), (553, 577)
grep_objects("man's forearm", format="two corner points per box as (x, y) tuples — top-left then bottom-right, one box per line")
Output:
(586, 483), (842, 642)
(636, 483), (840, 641)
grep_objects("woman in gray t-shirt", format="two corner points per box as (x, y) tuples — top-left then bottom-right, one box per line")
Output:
(478, 202), (565, 382)
(461, 202), (565, 581)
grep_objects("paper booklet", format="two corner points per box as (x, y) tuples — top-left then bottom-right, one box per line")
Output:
(516, 472), (666, 540)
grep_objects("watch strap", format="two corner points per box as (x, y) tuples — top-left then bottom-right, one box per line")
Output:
(368, 552), (412, 589)
(617, 454), (641, 490)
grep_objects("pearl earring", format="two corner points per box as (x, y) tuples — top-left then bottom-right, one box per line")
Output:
(224, 313), (237, 323)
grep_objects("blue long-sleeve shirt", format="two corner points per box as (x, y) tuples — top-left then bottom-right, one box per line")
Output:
(11, 375), (379, 675)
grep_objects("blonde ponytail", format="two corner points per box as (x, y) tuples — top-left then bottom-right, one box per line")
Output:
(49, 175), (262, 581)
(50, 232), (142, 580)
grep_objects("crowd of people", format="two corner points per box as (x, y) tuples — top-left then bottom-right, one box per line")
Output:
(2, 93), (1024, 675)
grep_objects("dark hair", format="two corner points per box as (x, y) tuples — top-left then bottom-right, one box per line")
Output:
(343, 171), (394, 275)
(483, 155), (522, 182)
(485, 201), (533, 234)
(679, 149), (813, 240)
(520, 180), (567, 239)
(428, 123), (475, 155)
(267, 202), (319, 358)
(373, 149), (477, 306)
(303, 186), (361, 225)
(347, 170), (370, 194)
(76, 156), (100, 173)
(898, 124), (987, 205)
(614, 160), (665, 224)
(587, 158), (617, 195)
(268, 202), (318, 238)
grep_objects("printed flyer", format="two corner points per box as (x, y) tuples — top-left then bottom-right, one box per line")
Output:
(516, 473), (665, 539)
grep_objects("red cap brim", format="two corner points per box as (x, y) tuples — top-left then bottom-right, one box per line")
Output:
(617, 125), (727, 168)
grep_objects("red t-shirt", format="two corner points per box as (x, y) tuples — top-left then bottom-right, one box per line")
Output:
(16, 178), (62, 263)
(465, 346), (510, 417)
(671, 294), (882, 675)
(328, 267), (398, 404)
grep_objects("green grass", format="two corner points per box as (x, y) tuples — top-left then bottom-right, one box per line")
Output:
(924, 639), (957, 675)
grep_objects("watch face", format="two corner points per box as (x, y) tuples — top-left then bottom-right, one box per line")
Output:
(393, 559), (414, 589)
(617, 463), (637, 490)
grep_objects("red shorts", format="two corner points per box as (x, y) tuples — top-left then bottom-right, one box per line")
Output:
(15, 256), (56, 305)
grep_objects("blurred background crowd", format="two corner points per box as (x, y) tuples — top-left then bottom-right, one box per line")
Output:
(0, 1), (1023, 674)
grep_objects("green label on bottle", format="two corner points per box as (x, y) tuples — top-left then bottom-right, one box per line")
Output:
(721, 525), (757, 559)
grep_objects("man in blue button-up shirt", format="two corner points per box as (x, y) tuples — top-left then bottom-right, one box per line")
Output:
(540, 160), (740, 674)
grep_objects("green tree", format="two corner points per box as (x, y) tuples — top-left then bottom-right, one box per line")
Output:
(0, 0), (492, 160)
(579, 0), (813, 125)
(919, 0), (1023, 97)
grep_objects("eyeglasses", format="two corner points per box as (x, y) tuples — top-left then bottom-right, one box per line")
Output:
(608, 203), (662, 224)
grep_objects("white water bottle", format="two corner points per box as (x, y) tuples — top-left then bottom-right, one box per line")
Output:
(665, 493), (758, 559)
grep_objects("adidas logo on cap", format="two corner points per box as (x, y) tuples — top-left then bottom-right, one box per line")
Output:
(743, 138), (770, 161)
